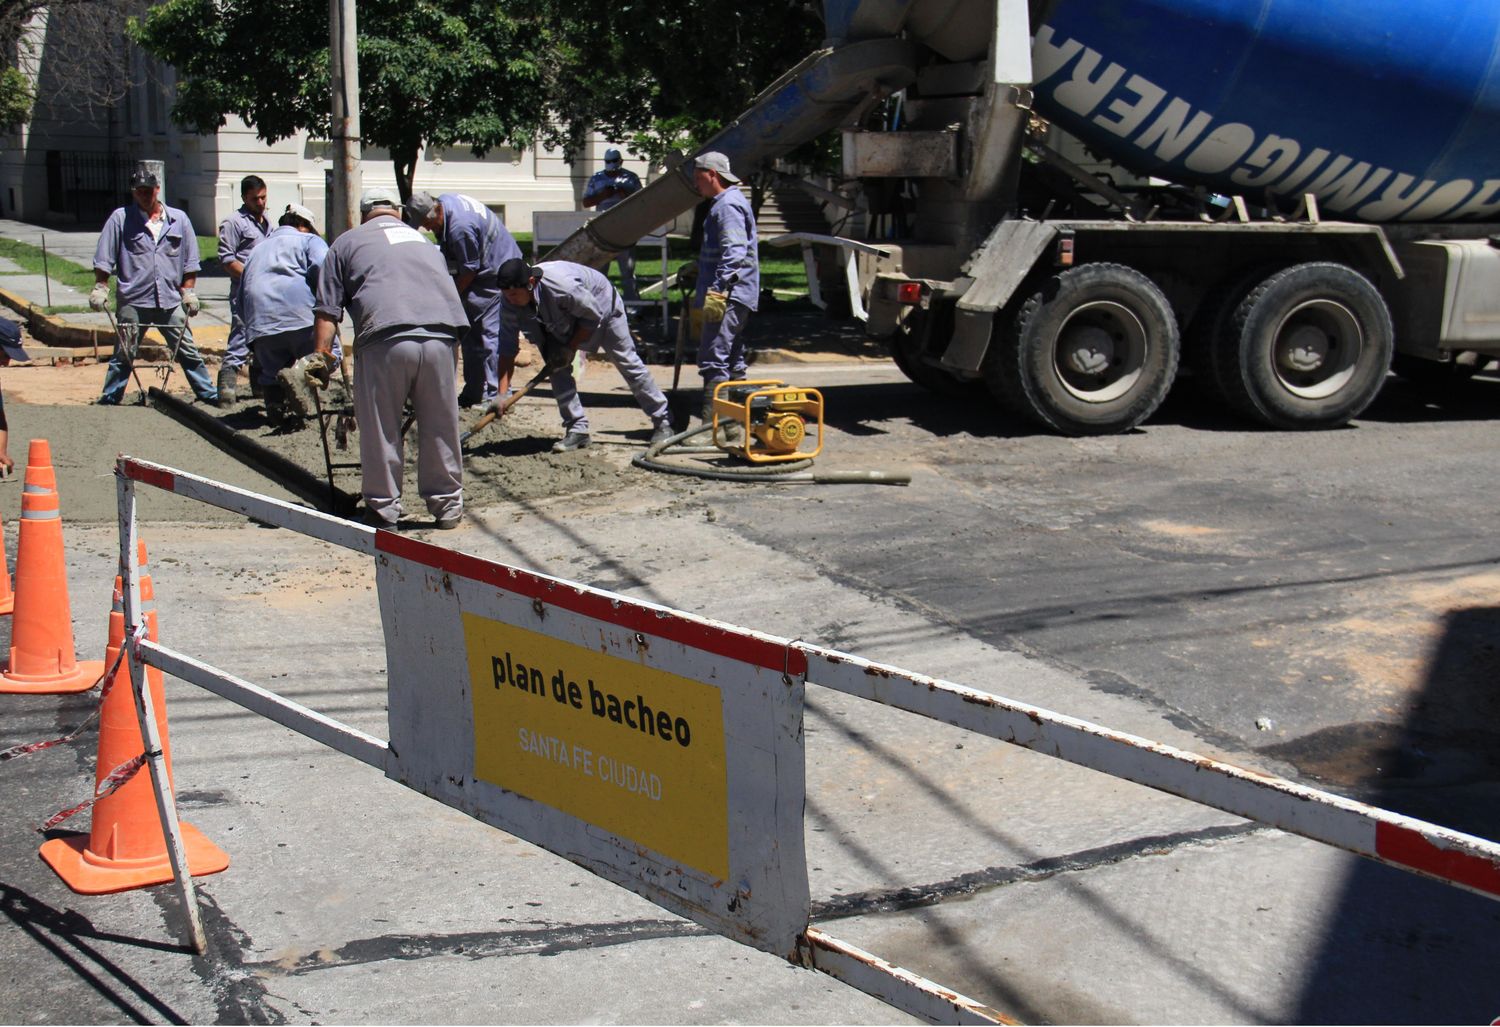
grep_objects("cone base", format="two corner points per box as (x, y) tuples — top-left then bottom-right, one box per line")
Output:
(0, 658), (104, 695)
(39, 822), (230, 895)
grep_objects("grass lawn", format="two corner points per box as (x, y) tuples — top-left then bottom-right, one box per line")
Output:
(515, 232), (810, 302)
(0, 237), (104, 313)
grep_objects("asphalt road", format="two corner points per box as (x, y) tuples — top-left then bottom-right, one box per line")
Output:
(1, 363), (1497, 1024)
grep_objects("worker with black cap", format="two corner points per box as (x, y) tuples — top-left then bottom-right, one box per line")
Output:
(403, 190), (523, 408)
(497, 257), (673, 452)
(582, 147), (644, 300)
(90, 164), (219, 406)
(691, 150), (759, 423)
(0, 316), (27, 476)
(311, 186), (469, 530)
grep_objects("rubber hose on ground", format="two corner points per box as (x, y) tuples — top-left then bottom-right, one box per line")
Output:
(632, 423), (911, 485)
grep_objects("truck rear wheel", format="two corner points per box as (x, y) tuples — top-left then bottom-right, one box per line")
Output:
(1219, 263), (1393, 429)
(984, 263), (1180, 435)
(890, 307), (986, 399)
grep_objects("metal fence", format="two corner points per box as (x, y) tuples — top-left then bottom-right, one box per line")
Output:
(46, 151), (135, 224)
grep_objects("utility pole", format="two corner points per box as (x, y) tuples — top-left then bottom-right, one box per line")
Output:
(328, 0), (362, 238)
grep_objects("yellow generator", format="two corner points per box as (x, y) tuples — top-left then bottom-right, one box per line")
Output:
(709, 380), (824, 463)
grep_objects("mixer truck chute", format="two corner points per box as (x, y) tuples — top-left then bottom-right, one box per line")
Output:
(550, 0), (1500, 435)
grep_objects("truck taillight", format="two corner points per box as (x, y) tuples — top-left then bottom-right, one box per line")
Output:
(1057, 237), (1075, 267)
(896, 281), (923, 305)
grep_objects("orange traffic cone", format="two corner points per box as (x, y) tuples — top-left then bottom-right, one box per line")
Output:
(39, 543), (229, 894)
(0, 514), (13, 616)
(0, 439), (102, 693)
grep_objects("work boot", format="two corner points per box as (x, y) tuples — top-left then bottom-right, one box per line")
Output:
(649, 419), (676, 446)
(249, 357), (265, 398)
(700, 382), (722, 423)
(216, 365), (239, 405)
(551, 432), (591, 453)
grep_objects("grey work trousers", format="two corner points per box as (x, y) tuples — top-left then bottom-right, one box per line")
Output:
(353, 334), (463, 525)
(552, 311), (668, 434)
(697, 299), (751, 387)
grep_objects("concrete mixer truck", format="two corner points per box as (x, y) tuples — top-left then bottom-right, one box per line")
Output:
(549, 0), (1500, 435)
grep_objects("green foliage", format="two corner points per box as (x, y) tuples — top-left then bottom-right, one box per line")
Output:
(131, 0), (826, 185)
(0, 65), (33, 129)
(535, 1), (826, 165)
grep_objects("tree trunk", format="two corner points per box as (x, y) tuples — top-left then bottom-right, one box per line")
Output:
(392, 143), (420, 205)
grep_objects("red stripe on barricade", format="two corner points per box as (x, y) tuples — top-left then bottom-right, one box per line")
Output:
(376, 532), (806, 675)
(122, 462), (177, 492)
(1375, 821), (1500, 897)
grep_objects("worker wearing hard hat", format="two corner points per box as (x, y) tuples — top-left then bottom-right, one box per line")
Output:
(581, 147), (644, 301)
(403, 191), (523, 410)
(313, 187), (468, 530)
(239, 202), (341, 425)
(691, 151), (759, 423)
(496, 257), (674, 452)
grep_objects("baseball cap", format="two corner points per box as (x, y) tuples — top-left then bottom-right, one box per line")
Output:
(0, 316), (27, 362)
(693, 151), (739, 184)
(129, 167), (159, 189)
(496, 258), (542, 289)
(359, 186), (402, 214)
(604, 147), (623, 167)
(282, 202), (320, 234)
(404, 190), (439, 226)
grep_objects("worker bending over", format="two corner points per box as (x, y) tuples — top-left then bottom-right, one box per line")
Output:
(497, 258), (674, 452)
(404, 191), (523, 408)
(312, 188), (468, 530)
(239, 202), (340, 425)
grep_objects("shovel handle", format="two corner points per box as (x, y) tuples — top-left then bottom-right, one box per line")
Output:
(461, 363), (555, 445)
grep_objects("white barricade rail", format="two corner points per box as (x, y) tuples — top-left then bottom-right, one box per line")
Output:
(114, 456), (1500, 1024)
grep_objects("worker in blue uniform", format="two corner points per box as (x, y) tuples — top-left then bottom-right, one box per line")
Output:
(691, 151), (759, 421)
(90, 165), (219, 406)
(216, 174), (271, 402)
(582, 147), (644, 301)
(497, 258), (674, 452)
(404, 191), (523, 408)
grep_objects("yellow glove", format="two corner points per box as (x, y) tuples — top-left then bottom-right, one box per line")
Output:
(702, 290), (728, 324)
(688, 305), (705, 337)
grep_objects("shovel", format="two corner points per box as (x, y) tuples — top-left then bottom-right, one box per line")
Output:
(460, 363), (555, 447)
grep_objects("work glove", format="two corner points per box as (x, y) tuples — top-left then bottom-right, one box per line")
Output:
(292, 351), (335, 389)
(702, 289), (728, 324)
(181, 288), (201, 317)
(89, 283), (109, 311)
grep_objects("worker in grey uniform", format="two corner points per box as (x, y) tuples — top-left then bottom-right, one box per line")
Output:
(312, 187), (468, 530)
(497, 257), (674, 452)
(403, 191), (522, 408)
(216, 174), (271, 402)
(240, 202), (340, 423)
(581, 147), (644, 301)
(90, 165), (219, 406)
(691, 151), (759, 420)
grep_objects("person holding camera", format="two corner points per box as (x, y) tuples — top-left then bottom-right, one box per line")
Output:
(582, 147), (645, 301)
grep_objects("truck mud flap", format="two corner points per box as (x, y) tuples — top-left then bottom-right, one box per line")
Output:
(943, 220), (1057, 372)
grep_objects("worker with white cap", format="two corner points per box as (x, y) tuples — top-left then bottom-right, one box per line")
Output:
(90, 164), (219, 406)
(403, 190), (522, 409)
(691, 150), (759, 421)
(239, 202), (341, 424)
(497, 257), (674, 452)
(582, 147), (644, 300)
(312, 186), (469, 530)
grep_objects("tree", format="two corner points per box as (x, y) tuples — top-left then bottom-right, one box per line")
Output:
(2, 0), (147, 130)
(534, 1), (826, 166)
(131, 0), (550, 200)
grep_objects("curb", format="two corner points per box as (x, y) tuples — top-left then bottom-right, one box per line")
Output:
(0, 284), (229, 359)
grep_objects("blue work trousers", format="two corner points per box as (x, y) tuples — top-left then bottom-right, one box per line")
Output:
(697, 299), (752, 387)
(100, 304), (217, 404)
(553, 312), (668, 434)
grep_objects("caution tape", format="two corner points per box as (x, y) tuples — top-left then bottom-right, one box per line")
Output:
(37, 751), (154, 833)
(0, 643), (128, 764)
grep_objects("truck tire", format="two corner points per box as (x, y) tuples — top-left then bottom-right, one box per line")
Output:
(984, 263), (1180, 436)
(890, 308), (987, 399)
(1219, 263), (1393, 429)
